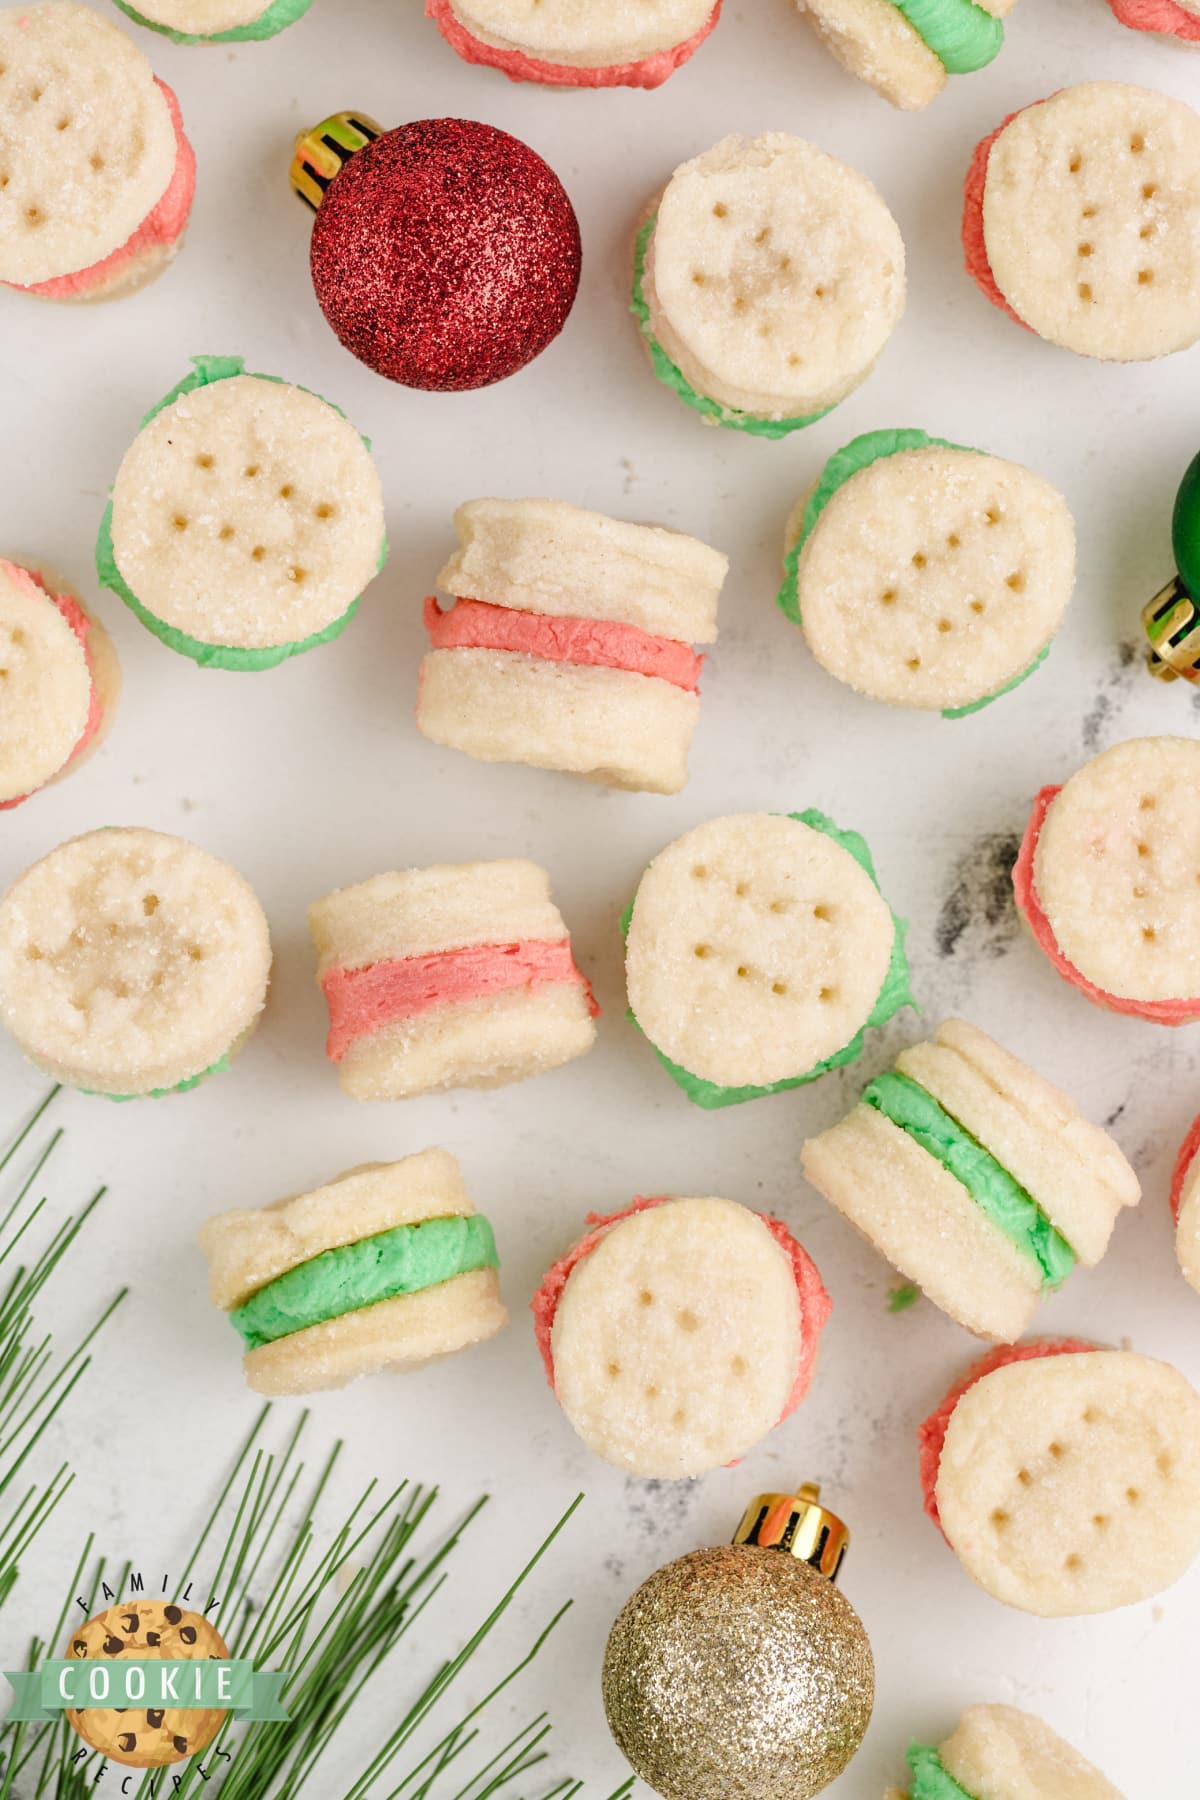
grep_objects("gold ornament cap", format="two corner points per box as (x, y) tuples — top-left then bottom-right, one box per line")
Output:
(1143, 576), (1200, 684)
(290, 112), (384, 213)
(732, 1481), (850, 1584)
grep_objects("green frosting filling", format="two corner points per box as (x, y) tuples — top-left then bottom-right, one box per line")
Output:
(95, 1050), (233, 1104)
(863, 1071), (1075, 1288)
(776, 427), (1050, 720)
(907, 1745), (976, 1800)
(630, 219), (833, 440)
(891, 0), (1003, 73)
(230, 1214), (499, 1352)
(622, 809), (915, 1111)
(112, 0), (312, 43)
(96, 355), (388, 672)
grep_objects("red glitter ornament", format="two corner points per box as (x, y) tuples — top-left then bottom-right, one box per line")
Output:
(307, 117), (582, 391)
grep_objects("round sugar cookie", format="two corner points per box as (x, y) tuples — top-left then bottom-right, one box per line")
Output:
(1031, 737), (1200, 1005)
(549, 1197), (805, 1477)
(0, 827), (271, 1097)
(641, 132), (905, 423)
(105, 364), (385, 667)
(626, 813), (896, 1090)
(0, 561), (119, 805)
(442, 0), (715, 63)
(114, 0), (309, 39)
(0, 2), (179, 288)
(936, 1349), (1200, 1615)
(975, 83), (1200, 360)
(241, 1267), (507, 1395)
(787, 440), (1075, 712)
(935, 1704), (1126, 1800)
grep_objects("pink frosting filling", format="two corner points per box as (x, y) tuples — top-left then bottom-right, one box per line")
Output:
(918, 1338), (1099, 1535)
(425, 0), (721, 87)
(423, 596), (703, 693)
(0, 561), (102, 812)
(1013, 785), (1200, 1024)
(1170, 1114), (1200, 1223)
(1106, 0), (1200, 38)
(530, 1195), (832, 1428)
(321, 938), (599, 1063)
(9, 81), (195, 301)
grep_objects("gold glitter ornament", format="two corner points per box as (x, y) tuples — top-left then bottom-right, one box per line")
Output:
(602, 1483), (873, 1800)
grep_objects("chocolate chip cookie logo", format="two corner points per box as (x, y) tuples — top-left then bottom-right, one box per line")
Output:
(66, 1602), (230, 1769)
(5, 1599), (288, 1770)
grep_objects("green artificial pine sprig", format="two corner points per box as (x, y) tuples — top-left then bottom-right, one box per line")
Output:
(0, 1088), (125, 1615)
(1, 1404), (635, 1799)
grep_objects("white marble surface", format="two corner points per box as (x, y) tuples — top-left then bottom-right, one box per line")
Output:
(2, 0), (1200, 1793)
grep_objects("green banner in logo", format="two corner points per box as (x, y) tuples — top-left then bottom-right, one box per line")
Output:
(4, 1659), (289, 1723)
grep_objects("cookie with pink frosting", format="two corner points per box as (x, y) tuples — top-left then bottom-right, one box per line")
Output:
(918, 1340), (1200, 1616)
(1013, 737), (1200, 1022)
(417, 498), (727, 794)
(963, 83), (1200, 360)
(309, 858), (598, 1100)
(532, 1194), (830, 1478)
(425, 0), (720, 88)
(1170, 1114), (1200, 1295)
(0, 560), (119, 809)
(0, 3), (195, 303)
(1103, 0), (1200, 44)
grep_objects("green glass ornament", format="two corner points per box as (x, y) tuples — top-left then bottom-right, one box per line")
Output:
(1144, 449), (1200, 683)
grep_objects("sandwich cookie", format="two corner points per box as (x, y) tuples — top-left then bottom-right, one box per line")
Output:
(919, 1341), (1200, 1615)
(802, 1019), (1139, 1341)
(1170, 1114), (1200, 1296)
(97, 356), (386, 671)
(793, 0), (1015, 113)
(0, 828), (271, 1098)
(425, 0), (721, 87)
(531, 1195), (830, 1478)
(898, 1704), (1125, 1800)
(417, 498), (728, 794)
(0, 2), (195, 302)
(623, 811), (913, 1109)
(310, 858), (598, 1101)
(199, 1150), (507, 1396)
(0, 560), (120, 809)
(1104, 0), (1200, 44)
(964, 83), (1200, 360)
(778, 430), (1075, 716)
(1013, 736), (1200, 1022)
(633, 132), (905, 436)
(112, 0), (312, 42)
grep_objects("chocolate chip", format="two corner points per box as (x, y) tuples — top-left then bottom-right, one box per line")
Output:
(146, 1632), (161, 1647)
(147, 1709), (164, 1728)
(173, 1736), (189, 1755)
(73, 1639), (87, 1656)
(103, 1636), (124, 1655)
(122, 1613), (139, 1634)
(179, 1626), (197, 1645)
(117, 1735), (136, 1754)
(164, 1606), (182, 1625)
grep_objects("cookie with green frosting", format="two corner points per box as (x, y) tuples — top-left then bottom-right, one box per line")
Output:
(113, 0), (312, 43)
(623, 809), (914, 1109)
(793, 0), (1012, 113)
(896, 1705), (1125, 1799)
(198, 1149), (508, 1395)
(778, 428), (1074, 717)
(97, 355), (387, 671)
(632, 132), (904, 437)
(802, 1017), (1139, 1341)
